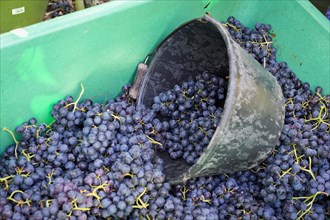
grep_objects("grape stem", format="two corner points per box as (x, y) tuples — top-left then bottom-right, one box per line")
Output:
(0, 175), (14, 190)
(285, 97), (294, 106)
(200, 195), (212, 204)
(46, 120), (55, 128)
(315, 92), (330, 104)
(46, 169), (55, 185)
(64, 83), (85, 112)
(102, 166), (110, 174)
(289, 144), (304, 163)
(241, 209), (252, 215)
(2, 127), (19, 158)
(224, 22), (240, 32)
(15, 167), (31, 178)
(301, 99), (310, 109)
(21, 149), (35, 162)
(124, 173), (134, 178)
(7, 190), (31, 207)
(249, 163), (267, 173)
(46, 199), (52, 207)
(132, 187), (149, 209)
(180, 185), (189, 201)
(146, 135), (162, 146)
(305, 105), (329, 130)
(278, 168), (294, 179)
(198, 127), (207, 135)
(292, 191), (329, 220)
(285, 98), (296, 118)
(111, 113), (123, 124)
(86, 180), (111, 205)
(299, 157), (316, 180)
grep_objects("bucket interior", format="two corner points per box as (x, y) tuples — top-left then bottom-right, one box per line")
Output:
(137, 19), (230, 179)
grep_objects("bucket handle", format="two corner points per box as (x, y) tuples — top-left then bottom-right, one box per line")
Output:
(128, 61), (148, 100)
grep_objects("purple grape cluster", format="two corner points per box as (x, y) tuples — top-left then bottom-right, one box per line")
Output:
(0, 84), (181, 219)
(326, 7), (330, 20)
(151, 72), (227, 164)
(0, 16), (329, 219)
(44, 0), (73, 19)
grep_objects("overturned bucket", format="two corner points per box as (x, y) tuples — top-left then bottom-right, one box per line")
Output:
(130, 14), (285, 183)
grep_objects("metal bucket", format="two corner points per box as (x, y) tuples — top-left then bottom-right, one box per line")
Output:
(131, 14), (285, 183)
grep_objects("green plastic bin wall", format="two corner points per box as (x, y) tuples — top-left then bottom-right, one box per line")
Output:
(0, 0), (329, 154)
(0, 0), (48, 34)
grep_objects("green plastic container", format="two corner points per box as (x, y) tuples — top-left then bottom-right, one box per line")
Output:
(0, 0), (48, 34)
(0, 0), (329, 154)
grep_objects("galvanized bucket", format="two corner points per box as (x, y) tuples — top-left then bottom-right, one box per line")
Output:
(130, 14), (285, 183)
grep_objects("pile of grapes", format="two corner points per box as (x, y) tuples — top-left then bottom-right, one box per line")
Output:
(151, 73), (227, 164)
(1, 16), (329, 219)
(43, 0), (75, 20)
(43, 0), (110, 20)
